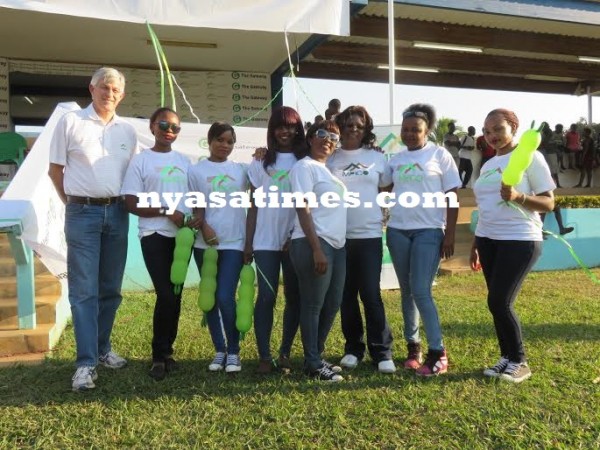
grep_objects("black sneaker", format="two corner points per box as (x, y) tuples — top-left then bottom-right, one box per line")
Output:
(483, 356), (509, 378)
(310, 365), (344, 382)
(149, 362), (166, 381)
(500, 361), (532, 383)
(165, 356), (178, 372)
(321, 360), (342, 374)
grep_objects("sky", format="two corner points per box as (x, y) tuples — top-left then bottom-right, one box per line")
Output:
(283, 76), (600, 136)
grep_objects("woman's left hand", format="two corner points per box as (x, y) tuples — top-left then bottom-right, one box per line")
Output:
(500, 182), (521, 202)
(253, 147), (267, 160)
(168, 210), (185, 228)
(440, 234), (455, 259)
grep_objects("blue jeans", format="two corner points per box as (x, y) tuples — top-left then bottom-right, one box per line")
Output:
(194, 248), (243, 355)
(64, 202), (129, 367)
(290, 238), (346, 372)
(141, 233), (182, 362)
(386, 227), (444, 351)
(253, 250), (300, 361)
(341, 238), (393, 363)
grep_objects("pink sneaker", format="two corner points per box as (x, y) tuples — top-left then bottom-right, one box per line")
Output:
(416, 349), (448, 377)
(403, 342), (423, 370)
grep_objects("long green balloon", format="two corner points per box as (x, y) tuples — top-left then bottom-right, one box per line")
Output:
(236, 265), (255, 339)
(501, 127), (542, 186)
(198, 247), (218, 313)
(170, 227), (195, 294)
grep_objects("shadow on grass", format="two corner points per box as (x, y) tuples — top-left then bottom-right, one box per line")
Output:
(0, 357), (490, 407)
(443, 322), (600, 341)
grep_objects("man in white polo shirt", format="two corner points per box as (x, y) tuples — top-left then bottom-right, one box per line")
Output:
(48, 67), (138, 392)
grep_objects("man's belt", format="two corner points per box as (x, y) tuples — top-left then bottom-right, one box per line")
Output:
(66, 195), (123, 206)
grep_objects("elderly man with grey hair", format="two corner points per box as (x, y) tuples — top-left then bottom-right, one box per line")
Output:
(48, 67), (138, 392)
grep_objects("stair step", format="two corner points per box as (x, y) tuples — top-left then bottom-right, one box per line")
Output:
(0, 352), (46, 367)
(0, 323), (55, 357)
(0, 273), (60, 298)
(0, 256), (48, 277)
(0, 294), (60, 328)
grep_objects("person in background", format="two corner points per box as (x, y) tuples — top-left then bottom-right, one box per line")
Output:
(121, 107), (197, 381)
(565, 123), (581, 170)
(458, 126), (476, 188)
(314, 115), (324, 125)
(48, 67), (138, 392)
(543, 123), (562, 188)
(244, 106), (306, 374)
(471, 108), (555, 383)
(325, 99), (341, 121)
(574, 127), (594, 188)
(386, 104), (460, 377)
(188, 122), (248, 374)
(477, 128), (496, 169)
(443, 121), (461, 166)
(329, 105), (396, 374)
(289, 120), (347, 382)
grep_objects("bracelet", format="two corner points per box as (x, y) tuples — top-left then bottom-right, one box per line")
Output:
(520, 194), (527, 205)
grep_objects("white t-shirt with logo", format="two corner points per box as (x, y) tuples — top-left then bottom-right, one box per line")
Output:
(386, 143), (461, 230)
(49, 104), (138, 197)
(121, 148), (192, 238)
(187, 159), (249, 251)
(248, 152), (298, 251)
(290, 156), (347, 249)
(474, 151), (555, 241)
(458, 135), (476, 160)
(327, 147), (392, 239)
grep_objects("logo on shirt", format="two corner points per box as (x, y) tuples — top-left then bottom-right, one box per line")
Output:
(341, 162), (371, 177)
(120, 143), (128, 151)
(268, 169), (291, 191)
(395, 163), (424, 183)
(478, 168), (502, 185)
(159, 166), (186, 183)
(209, 174), (237, 193)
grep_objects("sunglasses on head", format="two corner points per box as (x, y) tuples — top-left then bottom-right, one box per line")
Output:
(402, 111), (429, 124)
(314, 128), (340, 143)
(156, 121), (181, 134)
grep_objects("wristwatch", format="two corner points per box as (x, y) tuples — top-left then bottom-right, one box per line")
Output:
(158, 207), (167, 216)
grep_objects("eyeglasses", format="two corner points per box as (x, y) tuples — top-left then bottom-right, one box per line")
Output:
(314, 128), (340, 144)
(402, 111), (429, 124)
(156, 121), (181, 134)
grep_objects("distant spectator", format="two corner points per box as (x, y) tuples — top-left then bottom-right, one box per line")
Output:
(314, 115), (324, 125)
(539, 122), (561, 188)
(325, 99), (341, 120)
(458, 126), (476, 188)
(443, 122), (461, 165)
(565, 124), (581, 170)
(574, 127), (594, 188)
(550, 124), (567, 171)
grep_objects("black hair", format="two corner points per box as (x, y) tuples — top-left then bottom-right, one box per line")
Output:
(402, 103), (437, 130)
(207, 121), (236, 144)
(335, 105), (376, 147)
(149, 107), (179, 126)
(264, 106), (307, 169)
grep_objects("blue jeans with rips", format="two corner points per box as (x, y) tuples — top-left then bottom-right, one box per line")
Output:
(290, 237), (346, 372)
(253, 250), (300, 361)
(194, 248), (243, 355)
(386, 227), (445, 351)
(64, 202), (129, 367)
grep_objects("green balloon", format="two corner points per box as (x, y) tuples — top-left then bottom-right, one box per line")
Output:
(170, 227), (196, 291)
(201, 262), (218, 279)
(501, 128), (541, 186)
(170, 260), (189, 285)
(235, 265), (255, 334)
(175, 227), (195, 246)
(239, 265), (255, 284)
(204, 247), (218, 263)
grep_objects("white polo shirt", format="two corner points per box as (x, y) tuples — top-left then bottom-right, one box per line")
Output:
(49, 104), (138, 197)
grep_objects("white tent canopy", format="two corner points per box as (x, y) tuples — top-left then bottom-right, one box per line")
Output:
(0, 0), (350, 35)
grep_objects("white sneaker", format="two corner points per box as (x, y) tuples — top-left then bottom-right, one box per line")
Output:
(98, 351), (127, 369)
(340, 354), (359, 369)
(378, 359), (397, 374)
(208, 352), (227, 371)
(72, 366), (98, 392)
(225, 354), (242, 373)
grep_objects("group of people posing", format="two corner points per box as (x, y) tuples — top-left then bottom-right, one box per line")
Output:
(49, 67), (556, 391)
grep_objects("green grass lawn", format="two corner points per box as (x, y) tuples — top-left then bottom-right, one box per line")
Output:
(1, 270), (599, 449)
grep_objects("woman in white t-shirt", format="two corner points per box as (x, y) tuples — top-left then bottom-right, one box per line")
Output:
(121, 107), (196, 381)
(244, 106), (307, 374)
(327, 105), (395, 374)
(386, 103), (460, 377)
(289, 120), (347, 382)
(188, 122), (249, 374)
(471, 109), (555, 383)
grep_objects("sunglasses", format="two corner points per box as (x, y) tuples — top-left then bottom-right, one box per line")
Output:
(156, 121), (181, 134)
(402, 111), (429, 124)
(314, 128), (340, 144)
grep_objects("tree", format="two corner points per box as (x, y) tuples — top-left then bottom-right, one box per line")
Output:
(430, 117), (462, 144)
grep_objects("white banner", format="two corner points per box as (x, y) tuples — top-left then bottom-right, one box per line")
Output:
(0, 0), (350, 35)
(1, 102), (267, 281)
